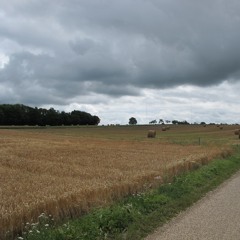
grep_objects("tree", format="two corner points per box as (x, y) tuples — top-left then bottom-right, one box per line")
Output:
(29, 107), (41, 125)
(45, 108), (60, 126)
(172, 120), (189, 125)
(149, 119), (157, 124)
(159, 119), (164, 124)
(91, 116), (100, 125)
(0, 104), (101, 126)
(60, 111), (71, 125)
(172, 120), (179, 125)
(129, 117), (137, 125)
(0, 109), (5, 125)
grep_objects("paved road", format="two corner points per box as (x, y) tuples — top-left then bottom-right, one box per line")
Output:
(145, 170), (240, 240)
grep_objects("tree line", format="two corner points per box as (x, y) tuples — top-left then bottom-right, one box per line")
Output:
(0, 104), (100, 126)
(129, 117), (191, 125)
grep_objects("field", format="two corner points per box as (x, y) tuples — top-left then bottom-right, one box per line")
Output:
(0, 124), (238, 238)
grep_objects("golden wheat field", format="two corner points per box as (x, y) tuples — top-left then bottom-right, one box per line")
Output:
(0, 124), (238, 238)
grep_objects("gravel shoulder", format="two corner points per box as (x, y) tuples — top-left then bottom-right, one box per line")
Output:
(145, 170), (240, 240)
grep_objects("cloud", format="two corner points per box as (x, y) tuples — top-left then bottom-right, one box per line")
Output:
(0, 0), (240, 123)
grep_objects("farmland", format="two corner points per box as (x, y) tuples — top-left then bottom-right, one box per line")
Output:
(0, 124), (238, 238)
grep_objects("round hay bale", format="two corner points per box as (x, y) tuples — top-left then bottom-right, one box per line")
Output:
(234, 129), (240, 135)
(147, 130), (156, 138)
(162, 127), (166, 131)
(166, 126), (170, 130)
(219, 126), (223, 130)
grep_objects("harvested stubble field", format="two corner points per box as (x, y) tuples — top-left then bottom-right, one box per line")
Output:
(0, 124), (237, 238)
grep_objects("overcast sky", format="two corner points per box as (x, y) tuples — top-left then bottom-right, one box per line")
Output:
(0, 0), (240, 124)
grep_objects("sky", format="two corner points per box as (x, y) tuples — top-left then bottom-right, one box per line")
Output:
(0, 0), (240, 125)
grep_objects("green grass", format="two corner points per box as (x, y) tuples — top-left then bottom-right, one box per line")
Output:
(17, 147), (240, 240)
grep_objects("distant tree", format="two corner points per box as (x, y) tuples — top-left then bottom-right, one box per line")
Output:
(172, 120), (179, 125)
(200, 122), (206, 125)
(28, 107), (40, 125)
(172, 120), (189, 125)
(149, 119), (157, 124)
(45, 108), (60, 126)
(0, 104), (100, 126)
(0, 108), (5, 125)
(92, 116), (100, 125)
(0, 104), (27, 125)
(159, 119), (164, 124)
(60, 111), (71, 125)
(38, 108), (48, 126)
(181, 120), (190, 125)
(70, 110), (92, 125)
(129, 117), (137, 125)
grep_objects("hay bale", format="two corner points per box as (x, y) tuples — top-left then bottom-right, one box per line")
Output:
(219, 126), (223, 130)
(162, 126), (170, 131)
(147, 130), (156, 138)
(234, 129), (240, 135)
(234, 129), (240, 139)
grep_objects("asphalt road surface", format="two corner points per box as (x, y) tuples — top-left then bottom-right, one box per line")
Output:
(145, 170), (240, 240)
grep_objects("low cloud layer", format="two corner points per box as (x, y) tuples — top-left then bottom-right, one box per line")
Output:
(0, 0), (240, 123)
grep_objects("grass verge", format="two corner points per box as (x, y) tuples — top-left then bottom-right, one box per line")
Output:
(17, 147), (240, 240)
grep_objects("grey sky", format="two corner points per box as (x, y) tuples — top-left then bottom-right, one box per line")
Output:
(0, 0), (240, 124)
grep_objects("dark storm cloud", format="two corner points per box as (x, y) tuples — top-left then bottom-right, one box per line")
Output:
(0, 0), (240, 106)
